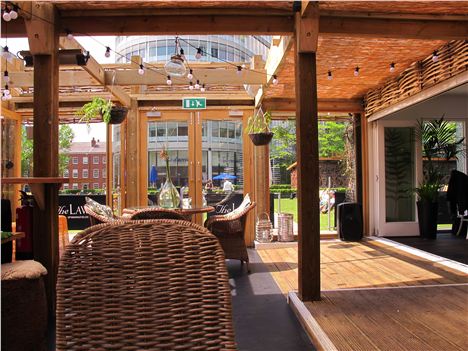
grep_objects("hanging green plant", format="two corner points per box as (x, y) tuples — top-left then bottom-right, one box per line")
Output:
(77, 97), (128, 125)
(245, 109), (273, 146)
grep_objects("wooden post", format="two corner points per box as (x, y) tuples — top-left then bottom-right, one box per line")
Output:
(125, 98), (140, 207)
(25, 1), (60, 328)
(295, 6), (320, 301)
(354, 113), (363, 205)
(253, 143), (270, 232)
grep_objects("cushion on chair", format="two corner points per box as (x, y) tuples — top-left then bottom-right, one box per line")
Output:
(85, 197), (114, 220)
(225, 193), (251, 219)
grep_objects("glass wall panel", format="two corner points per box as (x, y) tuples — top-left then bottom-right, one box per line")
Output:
(384, 127), (415, 222)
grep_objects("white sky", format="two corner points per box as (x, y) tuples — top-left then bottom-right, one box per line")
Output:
(2, 36), (117, 142)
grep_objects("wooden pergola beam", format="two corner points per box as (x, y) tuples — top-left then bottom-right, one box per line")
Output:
(4, 13), (467, 39)
(263, 98), (364, 113)
(58, 37), (131, 106)
(319, 16), (468, 40)
(58, 15), (295, 36)
(4, 68), (266, 87)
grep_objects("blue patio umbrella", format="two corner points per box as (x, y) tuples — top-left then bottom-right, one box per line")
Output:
(149, 165), (158, 186)
(213, 173), (237, 180)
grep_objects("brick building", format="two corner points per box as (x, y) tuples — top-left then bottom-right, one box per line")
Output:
(63, 138), (107, 191)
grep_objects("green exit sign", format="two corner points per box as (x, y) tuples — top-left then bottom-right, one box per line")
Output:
(182, 97), (206, 109)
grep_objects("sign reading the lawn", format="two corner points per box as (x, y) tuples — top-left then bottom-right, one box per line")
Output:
(182, 97), (206, 109)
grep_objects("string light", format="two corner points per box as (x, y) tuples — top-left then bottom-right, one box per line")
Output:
(9, 5), (18, 20)
(354, 66), (360, 77)
(272, 75), (278, 85)
(236, 66), (242, 76)
(200, 84), (206, 92)
(2, 84), (11, 100)
(180, 48), (186, 61)
(2, 9), (11, 22)
(187, 69), (193, 80)
(138, 64), (145, 75)
(195, 80), (200, 89)
(166, 75), (172, 85)
(1, 46), (14, 62)
(432, 51), (439, 62)
(189, 81), (194, 90)
(104, 46), (111, 58)
(327, 71), (333, 80)
(390, 62), (395, 73)
(195, 48), (202, 60)
(3, 70), (9, 83)
(66, 30), (74, 40)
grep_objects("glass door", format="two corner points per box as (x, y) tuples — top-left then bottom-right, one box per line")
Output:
(193, 111), (244, 222)
(147, 112), (193, 210)
(375, 120), (422, 236)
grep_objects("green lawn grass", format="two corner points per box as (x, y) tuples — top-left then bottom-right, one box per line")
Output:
(273, 198), (335, 231)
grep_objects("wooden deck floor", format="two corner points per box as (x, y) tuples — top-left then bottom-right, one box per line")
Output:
(257, 239), (468, 351)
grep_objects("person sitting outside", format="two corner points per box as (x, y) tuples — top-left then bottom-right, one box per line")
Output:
(205, 179), (213, 192)
(222, 179), (234, 193)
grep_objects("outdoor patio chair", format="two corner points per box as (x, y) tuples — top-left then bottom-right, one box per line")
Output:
(83, 204), (116, 225)
(129, 208), (188, 221)
(205, 201), (256, 272)
(56, 220), (236, 350)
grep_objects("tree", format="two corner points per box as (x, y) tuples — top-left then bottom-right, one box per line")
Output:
(270, 120), (296, 168)
(318, 121), (348, 158)
(21, 125), (75, 176)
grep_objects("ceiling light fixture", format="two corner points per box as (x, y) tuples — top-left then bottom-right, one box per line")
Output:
(164, 37), (187, 77)
(195, 48), (202, 60)
(166, 75), (172, 85)
(189, 81), (194, 90)
(195, 80), (200, 89)
(138, 64), (145, 75)
(390, 63), (395, 73)
(272, 75), (278, 85)
(105, 46), (111, 58)
(327, 71), (333, 80)
(432, 51), (439, 62)
(354, 66), (360, 77)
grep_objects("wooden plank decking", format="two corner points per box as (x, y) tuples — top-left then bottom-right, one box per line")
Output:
(257, 239), (468, 351)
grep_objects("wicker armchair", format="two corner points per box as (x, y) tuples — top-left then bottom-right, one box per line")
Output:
(57, 220), (236, 350)
(204, 202), (256, 272)
(83, 204), (113, 225)
(130, 208), (188, 221)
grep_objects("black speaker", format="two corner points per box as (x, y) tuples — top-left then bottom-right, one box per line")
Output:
(1, 199), (13, 263)
(337, 202), (363, 241)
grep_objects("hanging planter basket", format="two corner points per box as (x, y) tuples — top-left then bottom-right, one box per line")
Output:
(249, 132), (274, 146)
(107, 106), (128, 124)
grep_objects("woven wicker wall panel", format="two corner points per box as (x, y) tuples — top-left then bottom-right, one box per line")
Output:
(365, 40), (468, 116)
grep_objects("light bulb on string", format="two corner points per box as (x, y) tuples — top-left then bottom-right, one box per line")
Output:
(200, 84), (206, 92)
(1, 46), (14, 62)
(3, 84), (10, 96)
(9, 6), (18, 20)
(138, 64), (145, 75)
(390, 63), (395, 73)
(327, 71), (333, 80)
(189, 81), (194, 90)
(432, 51), (439, 62)
(195, 48), (202, 60)
(180, 48), (186, 61)
(2, 10), (11, 22)
(187, 69), (193, 80)
(236, 66), (242, 76)
(354, 66), (360, 77)
(105, 47), (111, 58)
(66, 30), (74, 40)
(3, 70), (9, 83)
(195, 80), (200, 89)
(272, 75), (278, 85)
(166, 75), (172, 85)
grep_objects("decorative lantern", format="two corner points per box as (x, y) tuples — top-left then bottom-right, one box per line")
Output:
(255, 212), (273, 243)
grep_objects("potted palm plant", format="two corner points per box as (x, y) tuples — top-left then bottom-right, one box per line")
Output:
(246, 109), (273, 146)
(77, 97), (128, 125)
(414, 117), (465, 239)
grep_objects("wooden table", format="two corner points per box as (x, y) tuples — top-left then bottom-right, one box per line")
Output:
(1, 232), (25, 245)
